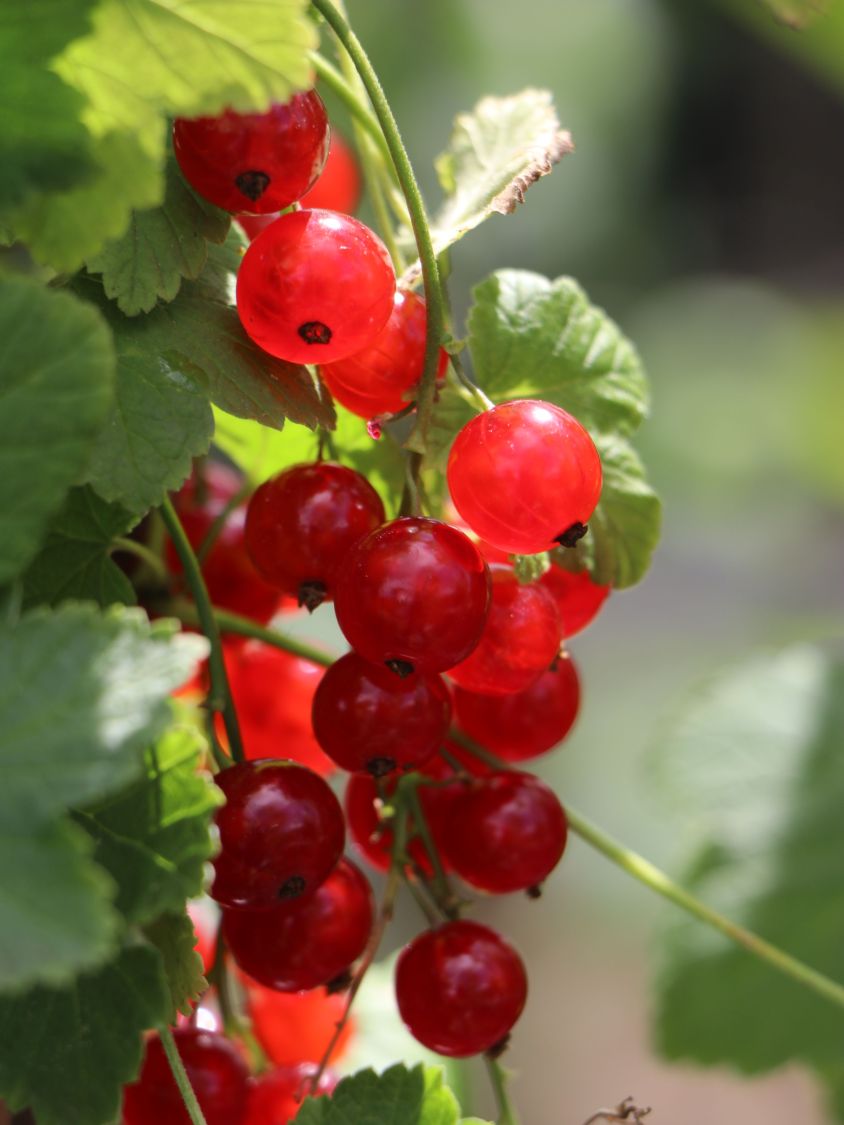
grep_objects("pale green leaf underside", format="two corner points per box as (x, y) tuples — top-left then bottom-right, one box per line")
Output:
(143, 910), (208, 1022)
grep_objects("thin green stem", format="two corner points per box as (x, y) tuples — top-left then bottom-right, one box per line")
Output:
(159, 1026), (208, 1125)
(111, 536), (168, 581)
(160, 499), (244, 764)
(210, 607), (334, 668)
(485, 1056), (521, 1125)
(196, 483), (251, 565)
(403, 780), (459, 919)
(309, 0), (446, 466)
(564, 804), (844, 1012)
(310, 50), (394, 169)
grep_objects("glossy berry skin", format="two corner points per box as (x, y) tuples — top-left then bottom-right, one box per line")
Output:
(319, 289), (448, 419)
(302, 131), (361, 213)
(312, 651), (451, 775)
(122, 1028), (249, 1125)
(168, 463), (281, 624)
(334, 518), (491, 676)
(454, 657), (580, 761)
(540, 564), (611, 638)
(244, 1064), (336, 1124)
(447, 400), (603, 555)
(448, 564), (561, 695)
(236, 209), (395, 364)
(173, 92), (329, 214)
(222, 641), (334, 774)
(395, 920), (528, 1057)
(442, 771), (568, 894)
(245, 462), (385, 611)
(212, 760), (344, 908)
(223, 859), (373, 991)
(244, 985), (354, 1067)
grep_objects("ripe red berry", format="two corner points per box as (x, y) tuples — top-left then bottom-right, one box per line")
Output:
(447, 400), (602, 555)
(301, 131), (361, 213)
(244, 462), (385, 611)
(312, 651), (451, 776)
(222, 641), (334, 774)
(244, 1064), (336, 1124)
(223, 859), (373, 991)
(334, 517), (491, 676)
(448, 564), (561, 695)
(173, 92), (329, 213)
(319, 288), (448, 419)
(122, 1028), (249, 1125)
(212, 760), (344, 908)
(236, 209), (395, 364)
(168, 462), (281, 625)
(441, 771), (568, 894)
(244, 985), (354, 1067)
(454, 657), (580, 761)
(539, 564), (611, 638)
(395, 920), (527, 1057)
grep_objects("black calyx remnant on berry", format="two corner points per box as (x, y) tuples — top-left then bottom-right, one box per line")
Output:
(554, 521), (588, 548)
(278, 874), (306, 899)
(367, 755), (397, 778)
(385, 658), (414, 679)
(235, 169), (271, 201)
(298, 579), (328, 613)
(298, 320), (333, 345)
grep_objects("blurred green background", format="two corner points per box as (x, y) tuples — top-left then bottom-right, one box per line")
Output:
(300, 1), (844, 1120)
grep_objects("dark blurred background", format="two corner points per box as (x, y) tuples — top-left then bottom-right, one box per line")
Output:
(302, 1), (844, 1121)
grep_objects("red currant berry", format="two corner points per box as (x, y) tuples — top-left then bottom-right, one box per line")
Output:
(454, 657), (580, 761)
(244, 985), (354, 1067)
(236, 210), (395, 364)
(319, 289), (448, 419)
(540, 564), (610, 638)
(212, 760), (344, 908)
(301, 131), (361, 213)
(395, 920), (527, 1057)
(312, 652), (451, 776)
(441, 771), (567, 894)
(173, 92), (329, 214)
(168, 463), (281, 624)
(245, 462), (385, 611)
(237, 211), (277, 241)
(334, 518), (491, 676)
(448, 564), (561, 695)
(447, 400), (602, 555)
(122, 1028), (249, 1125)
(223, 859), (373, 991)
(222, 641), (334, 774)
(188, 901), (216, 975)
(244, 1064), (336, 1124)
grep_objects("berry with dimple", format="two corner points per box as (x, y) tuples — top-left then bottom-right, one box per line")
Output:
(244, 986), (354, 1068)
(244, 1064), (336, 1124)
(312, 651), (451, 776)
(236, 209), (395, 364)
(447, 400), (602, 555)
(441, 771), (568, 894)
(122, 1028), (249, 1125)
(245, 462), (385, 611)
(222, 641), (333, 774)
(212, 760), (344, 908)
(454, 657), (580, 761)
(173, 92), (329, 214)
(395, 920), (527, 1057)
(448, 564), (561, 695)
(319, 288), (448, 419)
(223, 859), (373, 991)
(540, 564), (611, 638)
(334, 517), (491, 676)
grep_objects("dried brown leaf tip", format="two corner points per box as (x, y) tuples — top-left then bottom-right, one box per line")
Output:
(581, 1095), (653, 1125)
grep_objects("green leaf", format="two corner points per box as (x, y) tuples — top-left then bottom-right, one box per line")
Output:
(0, 277), (115, 584)
(0, 603), (207, 834)
(143, 911), (208, 1022)
(401, 91), (573, 284)
(213, 407), (321, 485)
(21, 485), (137, 610)
(293, 1063), (462, 1125)
(0, 818), (118, 994)
(467, 271), (648, 436)
(333, 408), (407, 515)
(86, 158), (231, 316)
(79, 727), (222, 924)
(759, 0), (829, 29)
(0, 942), (171, 1125)
(652, 647), (844, 1109)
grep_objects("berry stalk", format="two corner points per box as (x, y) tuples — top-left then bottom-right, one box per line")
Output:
(158, 1026), (209, 1125)
(486, 1056), (521, 1125)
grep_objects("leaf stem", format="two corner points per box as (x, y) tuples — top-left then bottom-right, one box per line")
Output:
(209, 606), (334, 667)
(309, 0), (446, 465)
(160, 498), (244, 764)
(159, 1026), (209, 1125)
(485, 1056), (521, 1125)
(310, 50), (394, 170)
(110, 536), (168, 581)
(564, 804), (844, 1012)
